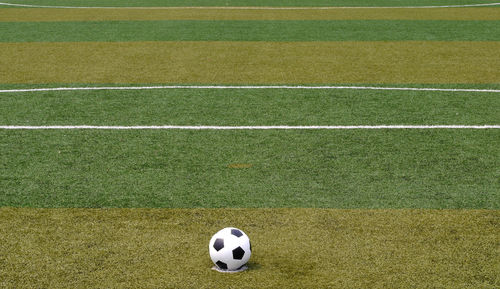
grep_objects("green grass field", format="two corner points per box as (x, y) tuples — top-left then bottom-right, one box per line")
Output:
(2, 130), (498, 208)
(2, 0), (499, 7)
(3, 20), (500, 42)
(0, 0), (499, 287)
(1, 209), (498, 288)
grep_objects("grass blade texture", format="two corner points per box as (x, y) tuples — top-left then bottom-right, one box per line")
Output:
(1, 1), (499, 287)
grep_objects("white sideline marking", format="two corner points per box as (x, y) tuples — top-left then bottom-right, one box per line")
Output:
(1, 85), (499, 93)
(1, 125), (499, 130)
(0, 1), (499, 9)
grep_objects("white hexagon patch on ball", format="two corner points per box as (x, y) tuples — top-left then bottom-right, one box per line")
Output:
(209, 227), (251, 272)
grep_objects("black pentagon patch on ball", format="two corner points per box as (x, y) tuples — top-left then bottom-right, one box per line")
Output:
(231, 229), (243, 237)
(232, 246), (245, 260)
(216, 261), (227, 270)
(213, 238), (224, 251)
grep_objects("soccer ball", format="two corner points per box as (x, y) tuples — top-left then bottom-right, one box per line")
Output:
(209, 227), (251, 271)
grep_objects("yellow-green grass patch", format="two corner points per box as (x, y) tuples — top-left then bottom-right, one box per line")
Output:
(0, 0), (497, 8)
(2, 7), (500, 22)
(2, 41), (499, 84)
(0, 208), (498, 288)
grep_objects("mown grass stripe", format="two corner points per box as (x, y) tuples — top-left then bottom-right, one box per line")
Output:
(0, 208), (498, 288)
(1, 88), (498, 126)
(1, 130), (498, 208)
(2, 41), (499, 84)
(3, 7), (500, 21)
(4, 0), (498, 8)
(1, 0), (499, 8)
(2, 125), (500, 129)
(2, 20), (499, 42)
(2, 85), (500, 93)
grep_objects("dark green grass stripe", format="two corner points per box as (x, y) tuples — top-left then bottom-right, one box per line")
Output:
(1, 89), (499, 125)
(2, 20), (500, 42)
(2, 0), (497, 7)
(0, 130), (498, 208)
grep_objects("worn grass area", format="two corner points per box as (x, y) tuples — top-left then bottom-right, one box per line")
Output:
(0, 208), (498, 288)
(1, 130), (498, 208)
(2, 41), (499, 84)
(2, 0), (497, 7)
(3, 7), (500, 21)
(2, 20), (499, 42)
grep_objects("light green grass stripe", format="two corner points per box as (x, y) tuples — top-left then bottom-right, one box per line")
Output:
(0, 208), (498, 288)
(2, 0), (499, 7)
(3, 83), (500, 90)
(1, 88), (499, 125)
(1, 130), (498, 208)
(2, 20), (499, 42)
(3, 8), (500, 22)
(2, 41), (499, 84)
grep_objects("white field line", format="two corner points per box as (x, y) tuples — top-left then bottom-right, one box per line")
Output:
(1, 125), (499, 130)
(0, 1), (499, 9)
(1, 85), (500, 93)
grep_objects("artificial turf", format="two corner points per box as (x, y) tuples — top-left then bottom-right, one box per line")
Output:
(2, 41), (499, 84)
(1, 208), (498, 288)
(1, 1), (499, 287)
(1, 129), (498, 208)
(3, 7), (500, 22)
(2, 0), (497, 7)
(2, 20), (499, 42)
(1, 87), (499, 126)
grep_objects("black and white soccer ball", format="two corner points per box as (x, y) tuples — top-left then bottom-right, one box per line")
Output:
(209, 227), (251, 271)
